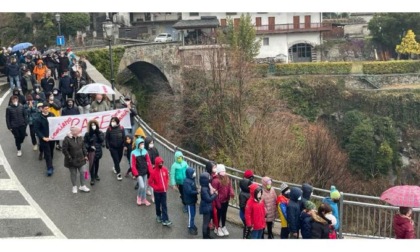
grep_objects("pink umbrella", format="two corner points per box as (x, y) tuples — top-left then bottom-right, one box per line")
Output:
(380, 185), (420, 207)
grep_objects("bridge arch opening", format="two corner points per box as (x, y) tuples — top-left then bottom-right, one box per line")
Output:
(127, 61), (173, 95)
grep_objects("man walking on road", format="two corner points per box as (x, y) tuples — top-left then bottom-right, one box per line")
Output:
(34, 104), (56, 176)
(6, 95), (27, 157)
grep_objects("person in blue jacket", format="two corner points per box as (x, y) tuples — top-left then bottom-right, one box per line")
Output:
(183, 167), (199, 235)
(322, 185), (341, 231)
(199, 172), (218, 239)
(286, 187), (302, 239)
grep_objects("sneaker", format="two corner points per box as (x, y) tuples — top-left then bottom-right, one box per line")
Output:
(17, 150), (22, 157)
(134, 183), (139, 190)
(216, 227), (225, 237)
(79, 185), (90, 192)
(72, 186), (77, 194)
(55, 145), (62, 151)
(189, 228), (198, 235)
(156, 216), (162, 223)
(46, 167), (53, 177)
(117, 174), (122, 181)
(112, 167), (117, 174)
(96, 176), (100, 181)
(162, 220), (172, 226)
(137, 196), (142, 206)
(38, 152), (43, 160)
(144, 199), (151, 206)
(90, 180), (95, 186)
(33, 145), (38, 151)
(221, 226), (229, 236)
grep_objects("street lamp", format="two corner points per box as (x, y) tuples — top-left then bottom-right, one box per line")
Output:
(55, 13), (62, 50)
(103, 17), (115, 108)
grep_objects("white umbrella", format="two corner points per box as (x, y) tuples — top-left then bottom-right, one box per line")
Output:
(77, 83), (116, 95)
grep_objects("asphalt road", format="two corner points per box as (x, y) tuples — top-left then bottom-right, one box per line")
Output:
(0, 82), (243, 239)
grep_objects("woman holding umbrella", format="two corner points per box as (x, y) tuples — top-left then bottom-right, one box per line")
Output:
(84, 120), (104, 186)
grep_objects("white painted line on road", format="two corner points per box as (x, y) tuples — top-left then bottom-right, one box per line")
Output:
(0, 89), (11, 105)
(0, 205), (39, 219)
(1, 236), (59, 239)
(0, 146), (67, 238)
(0, 179), (18, 190)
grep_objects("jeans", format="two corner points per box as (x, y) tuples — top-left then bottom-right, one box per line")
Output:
(109, 147), (123, 174)
(202, 213), (211, 239)
(154, 192), (168, 221)
(251, 229), (264, 239)
(78, 105), (90, 114)
(11, 126), (26, 150)
(187, 204), (196, 228)
(137, 175), (148, 200)
(9, 75), (21, 90)
(69, 166), (85, 187)
(40, 140), (55, 169)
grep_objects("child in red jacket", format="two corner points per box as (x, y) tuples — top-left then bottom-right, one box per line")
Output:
(393, 207), (416, 239)
(148, 156), (172, 226)
(245, 183), (266, 239)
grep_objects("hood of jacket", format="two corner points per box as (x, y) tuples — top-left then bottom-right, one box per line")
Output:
(249, 183), (259, 198)
(12, 88), (21, 96)
(134, 127), (146, 139)
(65, 98), (75, 109)
(144, 136), (153, 150)
(239, 178), (252, 193)
(199, 172), (210, 187)
(131, 137), (147, 157)
(155, 156), (164, 167)
(289, 187), (302, 202)
(174, 151), (184, 163)
(302, 183), (313, 200)
(186, 167), (195, 179)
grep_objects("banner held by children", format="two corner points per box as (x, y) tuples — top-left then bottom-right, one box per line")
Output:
(48, 109), (131, 140)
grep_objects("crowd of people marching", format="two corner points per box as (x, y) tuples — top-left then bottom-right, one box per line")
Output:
(3, 45), (416, 240)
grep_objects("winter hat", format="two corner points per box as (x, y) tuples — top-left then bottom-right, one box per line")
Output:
(244, 169), (254, 179)
(278, 182), (290, 194)
(330, 185), (341, 200)
(304, 201), (316, 211)
(216, 164), (226, 176)
(261, 176), (272, 186)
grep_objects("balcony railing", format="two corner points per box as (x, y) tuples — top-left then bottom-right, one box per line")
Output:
(254, 22), (332, 34)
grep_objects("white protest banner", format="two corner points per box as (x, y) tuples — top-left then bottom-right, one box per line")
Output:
(48, 109), (131, 140)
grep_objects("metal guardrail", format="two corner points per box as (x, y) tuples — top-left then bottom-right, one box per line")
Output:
(86, 51), (420, 239)
(122, 95), (419, 239)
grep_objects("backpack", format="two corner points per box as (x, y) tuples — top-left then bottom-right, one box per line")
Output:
(328, 225), (337, 239)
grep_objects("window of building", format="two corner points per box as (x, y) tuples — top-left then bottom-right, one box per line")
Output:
(263, 37), (269, 46)
(255, 17), (261, 27)
(189, 13), (199, 16)
(234, 18), (240, 27)
(220, 19), (227, 27)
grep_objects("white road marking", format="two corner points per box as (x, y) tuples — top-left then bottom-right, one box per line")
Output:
(0, 205), (39, 219)
(0, 179), (18, 190)
(0, 88), (67, 238)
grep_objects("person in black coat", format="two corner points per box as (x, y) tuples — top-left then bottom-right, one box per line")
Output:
(311, 203), (332, 239)
(75, 80), (91, 114)
(84, 120), (104, 185)
(300, 200), (316, 239)
(58, 69), (74, 104)
(183, 167), (199, 235)
(199, 172), (218, 239)
(6, 95), (28, 156)
(44, 54), (59, 80)
(105, 117), (125, 180)
(287, 187), (303, 239)
(61, 98), (79, 116)
(301, 183), (313, 212)
(31, 84), (46, 103)
(40, 69), (56, 94)
(34, 104), (56, 176)
(239, 178), (252, 238)
(12, 88), (26, 105)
